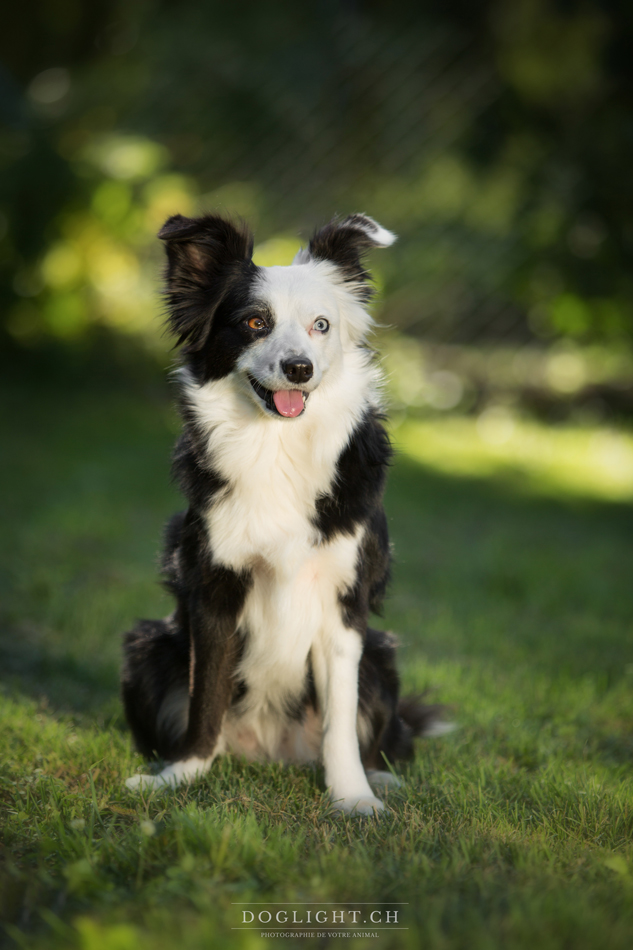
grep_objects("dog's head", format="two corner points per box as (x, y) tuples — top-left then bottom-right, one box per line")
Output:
(159, 213), (396, 418)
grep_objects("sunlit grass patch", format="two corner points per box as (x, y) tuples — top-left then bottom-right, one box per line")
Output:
(393, 414), (633, 501)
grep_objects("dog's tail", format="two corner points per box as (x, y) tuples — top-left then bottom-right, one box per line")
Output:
(377, 693), (455, 765)
(398, 695), (455, 739)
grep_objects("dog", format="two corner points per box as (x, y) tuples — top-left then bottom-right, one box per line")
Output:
(122, 212), (446, 814)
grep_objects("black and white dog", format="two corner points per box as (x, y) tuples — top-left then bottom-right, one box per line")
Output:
(122, 212), (445, 814)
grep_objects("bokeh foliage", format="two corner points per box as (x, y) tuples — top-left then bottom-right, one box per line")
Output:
(1, 0), (633, 354)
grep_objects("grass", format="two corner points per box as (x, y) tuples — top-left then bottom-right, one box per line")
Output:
(1, 370), (633, 950)
(396, 414), (633, 502)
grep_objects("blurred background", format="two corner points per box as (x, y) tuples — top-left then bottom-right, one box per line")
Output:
(2, 0), (633, 430)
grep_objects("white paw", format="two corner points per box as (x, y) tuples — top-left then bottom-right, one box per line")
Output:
(125, 772), (174, 792)
(330, 794), (385, 816)
(366, 769), (402, 790)
(125, 756), (211, 792)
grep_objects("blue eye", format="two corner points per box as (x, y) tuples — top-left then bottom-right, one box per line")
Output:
(313, 318), (329, 333)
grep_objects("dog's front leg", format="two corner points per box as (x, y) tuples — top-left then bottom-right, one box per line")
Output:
(126, 566), (248, 792)
(313, 626), (384, 816)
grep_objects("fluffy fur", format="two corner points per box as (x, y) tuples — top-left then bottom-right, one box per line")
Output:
(121, 212), (447, 814)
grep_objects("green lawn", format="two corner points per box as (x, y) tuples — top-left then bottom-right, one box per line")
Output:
(1, 373), (633, 950)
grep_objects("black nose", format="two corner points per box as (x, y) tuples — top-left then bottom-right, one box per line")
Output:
(281, 357), (313, 384)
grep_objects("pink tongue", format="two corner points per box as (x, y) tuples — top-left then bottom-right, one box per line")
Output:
(273, 390), (305, 417)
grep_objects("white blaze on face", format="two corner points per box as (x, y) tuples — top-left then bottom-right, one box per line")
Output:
(236, 261), (349, 396)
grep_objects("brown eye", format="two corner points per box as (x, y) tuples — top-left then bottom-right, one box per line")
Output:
(247, 316), (266, 330)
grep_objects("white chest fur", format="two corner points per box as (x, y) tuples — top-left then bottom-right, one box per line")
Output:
(182, 356), (376, 758)
(183, 351), (377, 571)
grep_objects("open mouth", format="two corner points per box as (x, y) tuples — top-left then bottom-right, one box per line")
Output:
(248, 375), (309, 418)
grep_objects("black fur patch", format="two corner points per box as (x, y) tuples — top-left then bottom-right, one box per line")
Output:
(339, 509), (392, 634)
(159, 213), (267, 383)
(357, 629), (447, 768)
(307, 214), (387, 302)
(171, 427), (226, 513)
(314, 408), (392, 542)
(122, 615), (191, 760)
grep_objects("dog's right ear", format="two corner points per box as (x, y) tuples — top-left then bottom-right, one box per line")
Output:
(158, 214), (254, 349)
(294, 214), (396, 304)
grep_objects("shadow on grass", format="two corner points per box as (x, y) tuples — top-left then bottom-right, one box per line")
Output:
(0, 626), (122, 723)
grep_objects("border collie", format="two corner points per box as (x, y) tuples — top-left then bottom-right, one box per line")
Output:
(122, 212), (445, 814)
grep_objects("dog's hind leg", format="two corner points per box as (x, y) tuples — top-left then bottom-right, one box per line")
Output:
(123, 614), (220, 790)
(124, 550), (251, 792)
(121, 614), (191, 763)
(358, 627), (452, 778)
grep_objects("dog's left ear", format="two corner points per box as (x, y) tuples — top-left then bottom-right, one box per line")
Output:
(158, 213), (254, 349)
(295, 214), (396, 302)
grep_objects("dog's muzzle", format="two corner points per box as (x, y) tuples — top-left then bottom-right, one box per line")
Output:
(248, 375), (309, 418)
